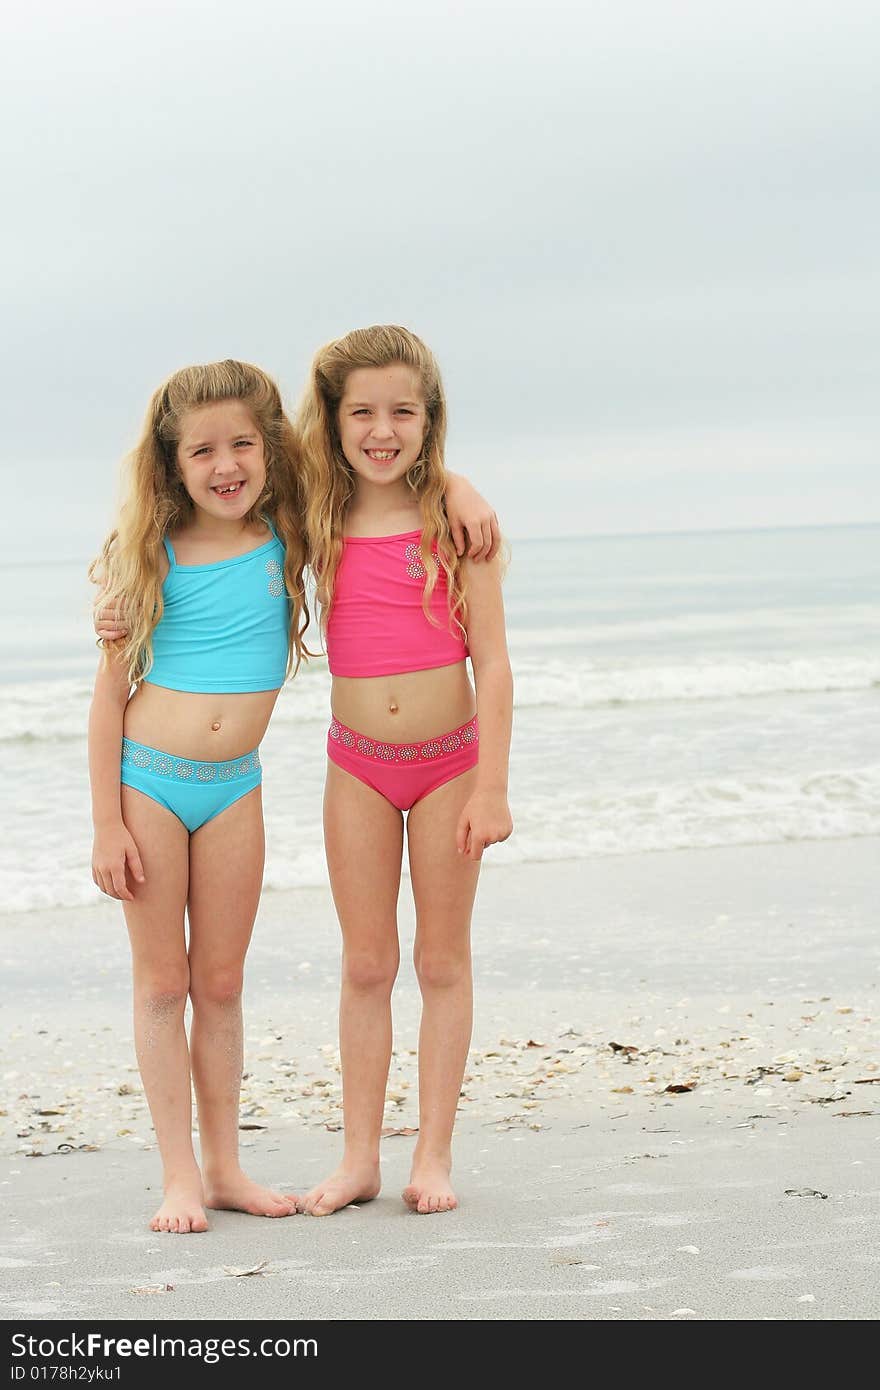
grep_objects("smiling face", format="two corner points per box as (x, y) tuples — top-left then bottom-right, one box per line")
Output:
(337, 365), (427, 491)
(175, 400), (267, 524)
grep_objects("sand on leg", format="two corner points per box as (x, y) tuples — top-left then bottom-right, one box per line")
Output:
(187, 786), (297, 1218)
(120, 786), (206, 1233)
(299, 760), (404, 1215)
(403, 766), (481, 1213)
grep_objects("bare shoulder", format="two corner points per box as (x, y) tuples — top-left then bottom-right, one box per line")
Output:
(461, 550), (505, 593)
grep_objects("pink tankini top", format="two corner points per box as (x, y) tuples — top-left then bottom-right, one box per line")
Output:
(325, 531), (468, 677)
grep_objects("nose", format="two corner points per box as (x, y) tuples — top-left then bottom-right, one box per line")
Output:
(212, 447), (238, 475)
(370, 414), (395, 440)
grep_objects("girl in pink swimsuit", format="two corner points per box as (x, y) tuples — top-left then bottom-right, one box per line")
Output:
(297, 324), (514, 1216)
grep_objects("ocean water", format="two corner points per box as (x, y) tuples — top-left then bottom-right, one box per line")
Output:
(1, 524), (878, 914)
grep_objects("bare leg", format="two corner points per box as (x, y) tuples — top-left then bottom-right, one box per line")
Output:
(403, 767), (481, 1213)
(187, 787), (297, 1218)
(120, 787), (206, 1233)
(300, 760), (403, 1216)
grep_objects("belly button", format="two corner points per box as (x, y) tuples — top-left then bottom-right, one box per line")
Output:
(389, 701), (399, 715)
(211, 721), (221, 732)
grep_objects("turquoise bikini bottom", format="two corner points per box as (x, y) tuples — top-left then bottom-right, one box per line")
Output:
(120, 738), (262, 833)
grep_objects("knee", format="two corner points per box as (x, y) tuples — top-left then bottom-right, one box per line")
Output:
(413, 944), (471, 991)
(137, 973), (189, 1018)
(189, 966), (244, 1010)
(343, 947), (399, 994)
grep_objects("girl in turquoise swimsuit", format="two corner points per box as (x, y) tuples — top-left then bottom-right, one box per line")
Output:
(89, 359), (499, 1234)
(89, 360), (310, 1233)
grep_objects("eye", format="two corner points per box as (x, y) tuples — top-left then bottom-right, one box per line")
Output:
(192, 446), (211, 457)
(352, 408), (370, 416)
(234, 439), (254, 448)
(396, 408), (415, 416)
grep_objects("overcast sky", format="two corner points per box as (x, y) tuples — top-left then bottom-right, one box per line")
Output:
(2, 0), (879, 558)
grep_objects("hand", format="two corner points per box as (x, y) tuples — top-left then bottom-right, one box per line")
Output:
(94, 600), (128, 642)
(453, 512), (500, 564)
(445, 473), (501, 562)
(92, 823), (145, 901)
(455, 791), (513, 862)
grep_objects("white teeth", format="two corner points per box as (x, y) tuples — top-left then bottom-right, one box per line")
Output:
(368, 450), (396, 460)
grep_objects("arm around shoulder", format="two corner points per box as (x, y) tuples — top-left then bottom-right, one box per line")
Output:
(445, 472), (501, 562)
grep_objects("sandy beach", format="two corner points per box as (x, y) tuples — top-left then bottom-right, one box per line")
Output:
(1, 838), (878, 1322)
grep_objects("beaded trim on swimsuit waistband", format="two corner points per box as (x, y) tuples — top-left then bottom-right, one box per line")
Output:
(328, 717), (478, 764)
(121, 738), (261, 783)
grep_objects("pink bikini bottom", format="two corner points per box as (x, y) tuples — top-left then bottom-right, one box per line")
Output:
(327, 715), (479, 811)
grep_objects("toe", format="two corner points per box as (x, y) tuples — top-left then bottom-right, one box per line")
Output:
(269, 1202), (294, 1217)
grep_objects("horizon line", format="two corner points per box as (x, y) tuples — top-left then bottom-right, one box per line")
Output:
(507, 519), (880, 544)
(3, 518), (880, 568)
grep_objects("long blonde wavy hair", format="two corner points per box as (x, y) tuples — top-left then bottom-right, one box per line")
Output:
(89, 360), (312, 684)
(297, 325), (467, 636)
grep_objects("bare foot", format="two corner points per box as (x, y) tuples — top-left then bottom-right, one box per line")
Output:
(403, 1156), (457, 1215)
(150, 1176), (209, 1234)
(299, 1162), (381, 1216)
(204, 1172), (299, 1218)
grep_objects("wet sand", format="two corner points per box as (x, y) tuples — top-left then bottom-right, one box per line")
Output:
(1, 839), (878, 1321)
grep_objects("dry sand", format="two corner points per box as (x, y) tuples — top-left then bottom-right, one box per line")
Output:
(1, 838), (878, 1321)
